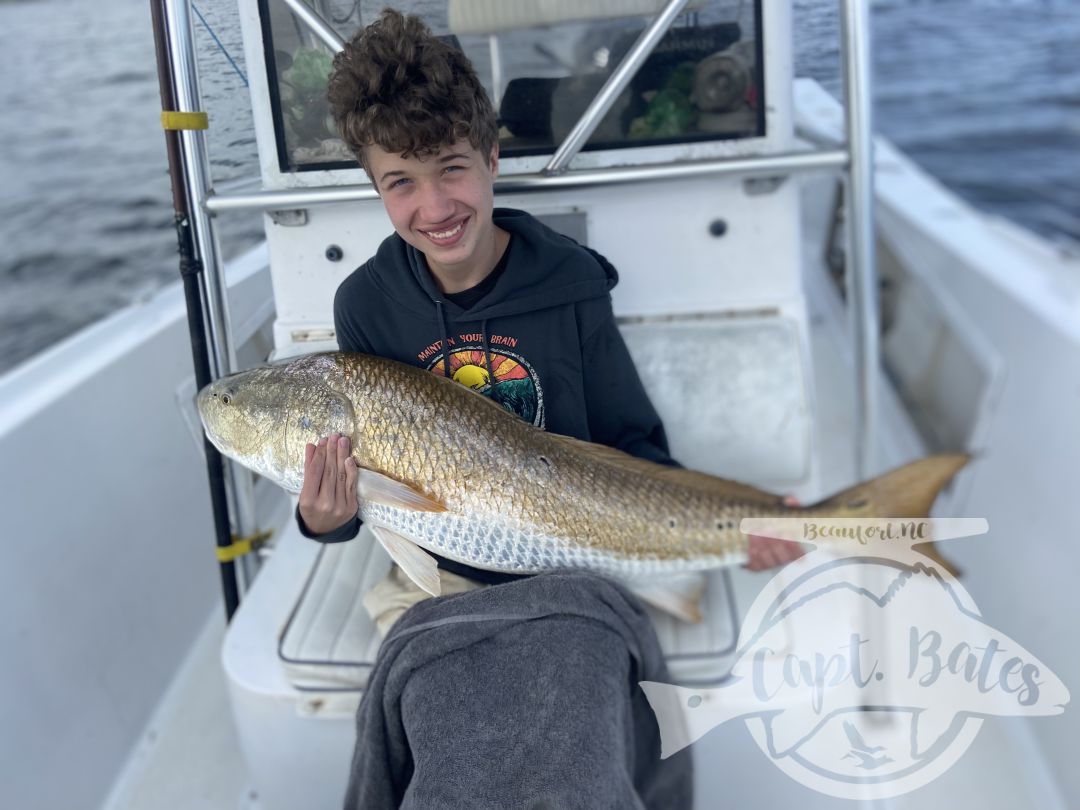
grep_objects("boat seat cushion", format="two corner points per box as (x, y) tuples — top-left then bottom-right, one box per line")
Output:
(279, 525), (740, 691)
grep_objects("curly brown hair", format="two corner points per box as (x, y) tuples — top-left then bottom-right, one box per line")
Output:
(327, 8), (498, 180)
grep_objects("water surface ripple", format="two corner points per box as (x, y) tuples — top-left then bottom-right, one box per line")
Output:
(1, 0), (1076, 374)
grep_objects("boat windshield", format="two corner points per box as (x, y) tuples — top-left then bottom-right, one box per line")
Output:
(259, 0), (764, 172)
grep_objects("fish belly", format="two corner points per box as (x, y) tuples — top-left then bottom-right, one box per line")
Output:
(359, 503), (740, 579)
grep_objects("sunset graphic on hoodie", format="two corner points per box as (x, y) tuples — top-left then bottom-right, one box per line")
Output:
(428, 346), (543, 427)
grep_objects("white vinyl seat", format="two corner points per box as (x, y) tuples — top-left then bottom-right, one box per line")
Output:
(278, 532), (741, 692)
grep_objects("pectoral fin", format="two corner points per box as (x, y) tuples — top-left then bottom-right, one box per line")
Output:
(370, 526), (442, 597)
(627, 573), (707, 623)
(358, 469), (447, 512)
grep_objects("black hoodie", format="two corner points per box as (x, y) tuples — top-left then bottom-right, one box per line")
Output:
(299, 208), (674, 577)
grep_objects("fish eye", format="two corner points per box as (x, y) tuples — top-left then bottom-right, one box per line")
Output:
(222, 394), (231, 405)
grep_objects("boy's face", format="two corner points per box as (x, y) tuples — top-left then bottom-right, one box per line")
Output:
(366, 140), (500, 285)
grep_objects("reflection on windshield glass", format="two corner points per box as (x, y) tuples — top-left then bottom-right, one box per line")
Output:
(263, 0), (764, 171)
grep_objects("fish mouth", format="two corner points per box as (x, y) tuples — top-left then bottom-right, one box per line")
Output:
(196, 385), (220, 432)
(195, 381), (240, 458)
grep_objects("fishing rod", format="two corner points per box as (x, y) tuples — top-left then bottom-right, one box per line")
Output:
(149, 0), (240, 619)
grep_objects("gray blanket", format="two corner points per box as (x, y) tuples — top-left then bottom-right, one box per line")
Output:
(343, 571), (694, 810)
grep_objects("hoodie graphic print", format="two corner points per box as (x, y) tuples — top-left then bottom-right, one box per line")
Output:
(422, 339), (545, 428)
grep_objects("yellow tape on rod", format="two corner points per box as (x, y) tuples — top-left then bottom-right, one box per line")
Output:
(215, 530), (272, 563)
(161, 111), (209, 130)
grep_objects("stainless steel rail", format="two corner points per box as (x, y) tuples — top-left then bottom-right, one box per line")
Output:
(205, 149), (849, 213)
(164, 0), (259, 590)
(544, 0), (692, 174)
(164, 0), (233, 378)
(840, 0), (879, 479)
(280, 0), (345, 51)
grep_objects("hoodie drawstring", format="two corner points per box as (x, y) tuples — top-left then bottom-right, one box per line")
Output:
(436, 303), (496, 397)
(481, 319), (496, 393)
(435, 300), (453, 380)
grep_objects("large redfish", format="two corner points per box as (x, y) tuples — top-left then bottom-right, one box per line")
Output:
(197, 352), (966, 619)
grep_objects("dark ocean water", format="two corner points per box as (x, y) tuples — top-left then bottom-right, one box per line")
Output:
(0, 0), (1077, 375)
(0, 0), (262, 374)
(797, 0), (1080, 242)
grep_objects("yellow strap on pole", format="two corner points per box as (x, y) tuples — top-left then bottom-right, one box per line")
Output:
(216, 529), (273, 563)
(161, 110), (209, 131)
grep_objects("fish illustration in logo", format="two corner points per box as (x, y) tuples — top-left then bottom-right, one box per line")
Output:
(641, 553), (1069, 786)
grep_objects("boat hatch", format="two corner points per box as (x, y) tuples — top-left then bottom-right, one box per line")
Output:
(255, 0), (766, 176)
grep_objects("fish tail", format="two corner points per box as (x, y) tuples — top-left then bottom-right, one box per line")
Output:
(813, 453), (970, 575)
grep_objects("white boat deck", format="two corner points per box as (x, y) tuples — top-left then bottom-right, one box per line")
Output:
(103, 615), (253, 810)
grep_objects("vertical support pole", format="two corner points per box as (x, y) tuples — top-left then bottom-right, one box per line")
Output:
(151, 0), (239, 619)
(840, 0), (879, 480)
(840, 3), (892, 757)
(488, 34), (504, 108)
(163, 0), (233, 380)
(163, 0), (260, 592)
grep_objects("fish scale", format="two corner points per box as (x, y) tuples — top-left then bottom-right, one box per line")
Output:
(197, 352), (968, 582)
(348, 355), (752, 568)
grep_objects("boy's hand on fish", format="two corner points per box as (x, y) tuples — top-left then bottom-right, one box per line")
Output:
(298, 433), (359, 535)
(745, 495), (807, 571)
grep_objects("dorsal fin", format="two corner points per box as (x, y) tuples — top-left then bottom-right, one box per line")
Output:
(543, 432), (785, 505)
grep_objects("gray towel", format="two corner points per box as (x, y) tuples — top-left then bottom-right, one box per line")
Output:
(343, 571), (694, 810)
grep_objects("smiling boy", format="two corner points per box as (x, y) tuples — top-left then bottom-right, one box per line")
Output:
(298, 8), (801, 602)
(297, 9), (682, 587)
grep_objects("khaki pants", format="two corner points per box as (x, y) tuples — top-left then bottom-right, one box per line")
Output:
(363, 564), (486, 637)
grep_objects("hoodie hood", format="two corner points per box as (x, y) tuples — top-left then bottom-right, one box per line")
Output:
(365, 208), (617, 322)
